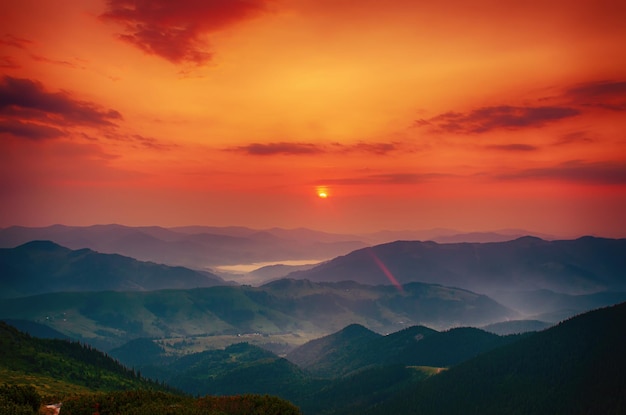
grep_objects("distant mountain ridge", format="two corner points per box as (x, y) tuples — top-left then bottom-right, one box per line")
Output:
(0, 240), (225, 298)
(0, 224), (368, 269)
(0, 224), (559, 273)
(289, 236), (626, 296)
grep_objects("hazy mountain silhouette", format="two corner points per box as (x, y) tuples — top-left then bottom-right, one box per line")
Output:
(0, 240), (225, 298)
(0, 225), (559, 272)
(0, 224), (367, 269)
(288, 236), (626, 319)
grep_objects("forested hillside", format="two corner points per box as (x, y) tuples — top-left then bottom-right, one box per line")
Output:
(366, 302), (626, 415)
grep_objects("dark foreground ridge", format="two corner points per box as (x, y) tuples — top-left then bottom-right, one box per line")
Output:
(367, 302), (626, 415)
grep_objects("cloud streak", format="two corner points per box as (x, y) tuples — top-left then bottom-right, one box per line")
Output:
(417, 105), (580, 134)
(322, 172), (449, 185)
(100, 0), (272, 64)
(497, 160), (626, 185)
(485, 144), (539, 152)
(0, 76), (122, 128)
(0, 76), (125, 141)
(229, 140), (401, 156)
(565, 80), (626, 111)
(233, 142), (324, 156)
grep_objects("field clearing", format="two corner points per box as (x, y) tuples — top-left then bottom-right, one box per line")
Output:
(155, 331), (326, 356)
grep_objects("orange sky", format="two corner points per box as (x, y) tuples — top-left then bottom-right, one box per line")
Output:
(1, 0), (625, 236)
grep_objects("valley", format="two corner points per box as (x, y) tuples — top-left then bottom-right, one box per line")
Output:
(1, 226), (625, 414)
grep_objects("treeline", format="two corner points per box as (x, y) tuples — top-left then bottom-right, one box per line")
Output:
(365, 302), (626, 415)
(0, 321), (167, 392)
(60, 390), (301, 415)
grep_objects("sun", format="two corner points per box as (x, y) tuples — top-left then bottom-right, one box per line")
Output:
(316, 186), (329, 199)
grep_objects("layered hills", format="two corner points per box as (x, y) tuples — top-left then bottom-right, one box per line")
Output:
(0, 224), (367, 269)
(107, 302), (626, 414)
(0, 278), (515, 350)
(0, 240), (225, 298)
(288, 236), (626, 320)
(290, 236), (626, 294)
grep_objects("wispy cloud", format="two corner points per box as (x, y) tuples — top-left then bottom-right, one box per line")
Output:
(0, 34), (33, 49)
(496, 160), (626, 185)
(322, 172), (449, 185)
(228, 140), (401, 156)
(553, 131), (594, 146)
(0, 56), (20, 69)
(100, 0), (272, 65)
(341, 141), (397, 155)
(30, 54), (84, 69)
(565, 80), (626, 111)
(485, 144), (539, 152)
(232, 141), (324, 156)
(0, 76), (122, 130)
(416, 105), (580, 134)
(102, 132), (176, 151)
(0, 119), (64, 140)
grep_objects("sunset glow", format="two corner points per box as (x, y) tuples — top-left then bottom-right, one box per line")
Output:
(1, 0), (625, 236)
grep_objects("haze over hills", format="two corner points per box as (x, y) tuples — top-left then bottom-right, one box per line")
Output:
(0, 240), (225, 298)
(0, 224), (558, 275)
(0, 277), (516, 351)
(102, 302), (626, 414)
(1, 225), (625, 414)
(287, 236), (626, 319)
(0, 224), (368, 271)
(3, 303), (625, 414)
(289, 236), (626, 293)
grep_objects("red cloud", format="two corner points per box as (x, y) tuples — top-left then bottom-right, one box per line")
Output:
(565, 80), (626, 111)
(233, 142), (324, 155)
(496, 160), (626, 185)
(417, 105), (580, 134)
(101, 0), (272, 64)
(0, 76), (122, 140)
(321, 172), (449, 185)
(486, 144), (538, 152)
(228, 140), (400, 156)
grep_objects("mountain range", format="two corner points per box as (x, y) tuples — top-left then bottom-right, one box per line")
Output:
(2, 236), (626, 350)
(0, 224), (368, 271)
(0, 225), (557, 274)
(0, 240), (225, 298)
(289, 236), (626, 294)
